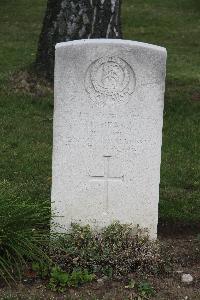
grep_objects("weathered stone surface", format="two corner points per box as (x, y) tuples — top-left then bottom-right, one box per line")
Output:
(181, 273), (194, 284)
(51, 39), (167, 238)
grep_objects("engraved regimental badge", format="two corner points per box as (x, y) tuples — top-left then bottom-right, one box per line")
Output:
(85, 56), (136, 105)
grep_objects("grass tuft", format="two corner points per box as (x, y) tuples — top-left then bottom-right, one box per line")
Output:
(0, 181), (51, 283)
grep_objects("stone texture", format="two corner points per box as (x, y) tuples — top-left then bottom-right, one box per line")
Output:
(181, 274), (194, 284)
(51, 39), (167, 238)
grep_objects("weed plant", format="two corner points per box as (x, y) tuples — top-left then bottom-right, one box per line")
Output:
(49, 266), (95, 292)
(0, 181), (51, 282)
(51, 222), (164, 277)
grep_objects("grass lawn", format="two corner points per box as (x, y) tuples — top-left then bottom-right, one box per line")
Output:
(0, 0), (200, 228)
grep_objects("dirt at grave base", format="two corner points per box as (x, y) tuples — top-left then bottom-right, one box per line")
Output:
(0, 235), (199, 300)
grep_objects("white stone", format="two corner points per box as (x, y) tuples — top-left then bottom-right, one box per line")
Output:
(97, 278), (104, 285)
(181, 274), (193, 284)
(51, 39), (167, 238)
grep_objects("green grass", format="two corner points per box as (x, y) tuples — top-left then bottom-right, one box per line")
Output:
(122, 0), (200, 224)
(123, 0), (200, 81)
(0, 0), (199, 227)
(0, 1), (51, 210)
(0, 180), (50, 282)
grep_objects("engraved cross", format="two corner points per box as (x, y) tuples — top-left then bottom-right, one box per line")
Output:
(89, 156), (124, 210)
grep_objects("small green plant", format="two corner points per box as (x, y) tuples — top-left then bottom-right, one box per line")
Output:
(125, 279), (136, 289)
(137, 281), (155, 298)
(49, 266), (70, 292)
(49, 266), (95, 292)
(125, 279), (155, 299)
(102, 266), (113, 278)
(69, 268), (96, 287)
(32, 261), (50, 278)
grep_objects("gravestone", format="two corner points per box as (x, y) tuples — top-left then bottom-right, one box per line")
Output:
(51, 39), (167, 238)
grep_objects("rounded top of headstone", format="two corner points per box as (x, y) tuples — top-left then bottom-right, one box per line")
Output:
(55, 39), (167, 55)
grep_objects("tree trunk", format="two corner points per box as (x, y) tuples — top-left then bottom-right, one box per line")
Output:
(35, 0), (122, 82)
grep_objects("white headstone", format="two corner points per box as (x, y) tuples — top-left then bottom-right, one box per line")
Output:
(52, 39), (167, 238)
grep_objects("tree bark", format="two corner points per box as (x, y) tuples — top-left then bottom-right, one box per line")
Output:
(35, 0), (122, 82)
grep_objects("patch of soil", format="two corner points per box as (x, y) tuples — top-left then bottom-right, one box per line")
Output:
(10, 70), (52, 97)
(0, 236), (199, 300)
(158, 220), (200, 237)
